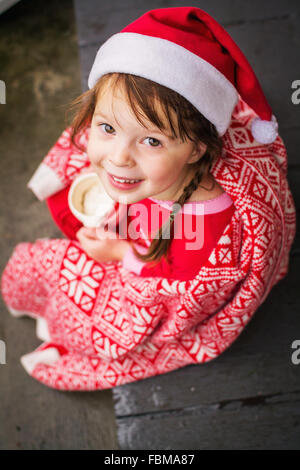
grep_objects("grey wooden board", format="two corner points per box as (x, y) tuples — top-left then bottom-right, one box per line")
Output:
(74, 0), (300, 166)
(74, 0), (300, 47)
(73, 0), (300, 450)
(115, 391), (300, 450)
(0, 0), (20, 15)
(0, 0), (119, 450)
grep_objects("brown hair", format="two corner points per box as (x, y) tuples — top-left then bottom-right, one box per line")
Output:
(67, 73), (223, 266)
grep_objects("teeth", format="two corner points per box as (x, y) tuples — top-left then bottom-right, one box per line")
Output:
(112, 175), (141, 184)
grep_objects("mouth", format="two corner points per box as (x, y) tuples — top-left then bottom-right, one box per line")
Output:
(107, 172), (144, 190)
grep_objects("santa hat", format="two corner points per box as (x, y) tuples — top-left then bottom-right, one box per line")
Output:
(88, 7), (278, 145)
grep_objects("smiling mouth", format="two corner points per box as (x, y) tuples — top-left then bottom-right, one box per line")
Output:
(108, 172), (144, 183)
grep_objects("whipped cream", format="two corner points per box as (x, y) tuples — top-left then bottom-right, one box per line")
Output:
(83, 183), (114, 218)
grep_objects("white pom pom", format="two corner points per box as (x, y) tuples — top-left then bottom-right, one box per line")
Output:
(251, 114), (278, 144)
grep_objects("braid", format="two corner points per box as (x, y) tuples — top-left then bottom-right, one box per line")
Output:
(131, 152), (215, 265)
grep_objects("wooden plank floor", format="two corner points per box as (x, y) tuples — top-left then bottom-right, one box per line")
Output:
(78, 0), (300, 450)
(0, 0), (119, 450)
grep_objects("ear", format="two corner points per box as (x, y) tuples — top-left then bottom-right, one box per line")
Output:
(187, 141), (208, 164)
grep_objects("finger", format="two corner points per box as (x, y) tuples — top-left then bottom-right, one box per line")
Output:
(96, 225), (118, 240)
(80, 227), (98, 239)
(76, 228), (92, 244)
(75, 227), (86, 240)
(75, 229), (82, 240)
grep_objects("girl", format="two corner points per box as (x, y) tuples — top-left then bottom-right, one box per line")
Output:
(72, 70), (235, 281)
(1, 7), (296, 391)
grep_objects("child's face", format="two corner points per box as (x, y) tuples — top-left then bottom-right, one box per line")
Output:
(87, 81), (207, 205)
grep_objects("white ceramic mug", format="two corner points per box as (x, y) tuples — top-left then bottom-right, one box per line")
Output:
(68, 172), (116, 228)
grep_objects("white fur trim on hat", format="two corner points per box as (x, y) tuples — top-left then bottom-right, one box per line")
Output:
(88, 32), (238, 136)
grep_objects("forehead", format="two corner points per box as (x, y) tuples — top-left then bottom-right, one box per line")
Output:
(95, 81), (134, 115)
(94, 77), (177, 131)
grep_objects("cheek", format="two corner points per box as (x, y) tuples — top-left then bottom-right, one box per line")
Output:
(87, 133), (104, 166)
(146, 160), (176, 182)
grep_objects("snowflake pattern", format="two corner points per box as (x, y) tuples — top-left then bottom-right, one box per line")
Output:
(59, 245), (104, 314)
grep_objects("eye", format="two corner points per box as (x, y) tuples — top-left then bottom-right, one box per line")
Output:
(144, 137), (162, 148)
(97, 123), (162, 148)
(98, 123), (115, 134)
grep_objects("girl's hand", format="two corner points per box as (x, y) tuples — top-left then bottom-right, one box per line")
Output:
(75, 226), (131, 263)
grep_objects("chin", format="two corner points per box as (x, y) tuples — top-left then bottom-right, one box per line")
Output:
(102, 184), (142, 205)
(117, 193), (144, 205)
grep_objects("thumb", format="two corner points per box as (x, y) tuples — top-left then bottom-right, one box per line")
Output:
(81, 226), (98, 239)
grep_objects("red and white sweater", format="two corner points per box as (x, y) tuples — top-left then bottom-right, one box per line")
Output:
(121, 194), (236, 280)
(44, 175), (236, 281)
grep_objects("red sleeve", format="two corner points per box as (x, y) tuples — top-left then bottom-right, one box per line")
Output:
(28, 126), (91, 201)
(122, 203), (236, 281)
(46, 185), (83, 240)
(46, 188), (125, 241)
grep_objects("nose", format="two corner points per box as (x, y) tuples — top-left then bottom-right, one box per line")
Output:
(109, 141), (134, 167)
